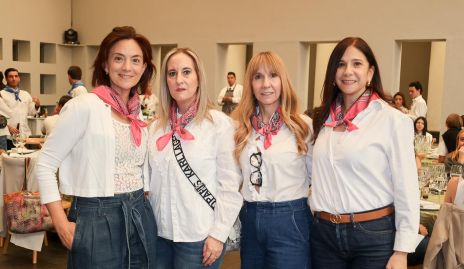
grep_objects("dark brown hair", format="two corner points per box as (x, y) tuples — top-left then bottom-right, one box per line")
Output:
(312, 37), (387, 142)
(92, 26), (156, 95)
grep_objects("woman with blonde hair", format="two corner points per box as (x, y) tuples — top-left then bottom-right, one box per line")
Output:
(148, 48), (242, 269)
(231, 51), (313, 269)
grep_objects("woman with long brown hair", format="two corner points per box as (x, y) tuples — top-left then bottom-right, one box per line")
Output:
(232, 51), (313, 269)
(310, 37), (419, 269)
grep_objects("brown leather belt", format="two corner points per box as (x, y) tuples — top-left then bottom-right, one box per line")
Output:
(317, 206), (394, 224)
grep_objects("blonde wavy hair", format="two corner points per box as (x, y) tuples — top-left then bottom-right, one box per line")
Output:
(231, 51), (310, 162)
(157, 48), (214, 129)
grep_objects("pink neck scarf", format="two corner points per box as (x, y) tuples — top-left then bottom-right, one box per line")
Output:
(92, 85), (147, 146)
(251, 107), (284, 150)
(156, 100), (198, 150)
(324, 89), (379, 131)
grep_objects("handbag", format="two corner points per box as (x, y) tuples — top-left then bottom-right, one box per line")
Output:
(3, 157), (53, 233)
(172, 135), (241, 251)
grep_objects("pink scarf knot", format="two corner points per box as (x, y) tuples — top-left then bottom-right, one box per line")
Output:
(251, 107), (284, 150)
(92, 86), (147, 146)
(324, 90), (379, 132)
(156, 100), (197, 151)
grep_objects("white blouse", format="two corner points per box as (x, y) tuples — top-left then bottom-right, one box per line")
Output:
(311, 99), (420, 253)
(239, 115), (313, 202)
(148, 110), (242, 243)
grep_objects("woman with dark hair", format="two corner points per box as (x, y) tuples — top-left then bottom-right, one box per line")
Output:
(392, 91), (408, 114)
(232, 51), (313, 269)
(0, 71), (5, 90)
(311, 37), (419, 269)
(414, 116), (433, 148)
(36, 26), (157, 268)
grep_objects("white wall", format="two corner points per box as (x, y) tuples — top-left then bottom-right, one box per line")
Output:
(427, 42), (446, 131)
(0, 0), (463, 128)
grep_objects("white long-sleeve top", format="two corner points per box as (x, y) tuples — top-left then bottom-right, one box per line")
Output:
(36, 93), (149, 204)
(0, 88), (39, 136)
(217, 84), (243, 106)
(311, 99), (420, 253)
(408, 95), (427, 120)
(239, 115), (313, 202)
(0, 97), (12, 136)
(148, 110), (243, 243)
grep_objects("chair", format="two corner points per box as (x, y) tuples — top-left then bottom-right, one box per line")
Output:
(423, 203), (464, 269)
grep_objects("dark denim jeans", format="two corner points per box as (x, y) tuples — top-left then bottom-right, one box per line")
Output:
(154, 236), (226, 269)
(311, 213), (395, 269)
(67, 189), (157, 269)
(240, 198), (312, 269)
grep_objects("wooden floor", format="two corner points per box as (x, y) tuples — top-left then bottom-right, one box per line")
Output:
(0, 235), (421, 269)
(0, 233), (240, 269)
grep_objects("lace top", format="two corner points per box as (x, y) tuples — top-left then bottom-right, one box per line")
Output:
(113, 119), (145, 193)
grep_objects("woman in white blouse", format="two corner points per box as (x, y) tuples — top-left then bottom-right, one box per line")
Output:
(36, 26), (157, 268)
(231, 51), (313, 269)
(310, 37), (419, 269)
(148, 48), (242, 269)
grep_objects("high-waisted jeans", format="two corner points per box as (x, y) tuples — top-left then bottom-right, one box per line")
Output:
(311, 212), (395, 269)
(240, 198), (312, 269)
(67, 189), (157, 269)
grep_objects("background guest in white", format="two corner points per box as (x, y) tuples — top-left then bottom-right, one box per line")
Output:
(408, 80), (427, 120)
(41, 95), (72, 136)
(1, 68), (41, 145)
(67, 66), (88, 97)
(217, 71), (243, 115)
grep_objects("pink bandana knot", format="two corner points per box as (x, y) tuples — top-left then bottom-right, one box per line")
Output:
(251, 107), (284, 150)
(92, 86), (147, 146)
(324, 90), (379, 132)
(156, 100), (197, 151)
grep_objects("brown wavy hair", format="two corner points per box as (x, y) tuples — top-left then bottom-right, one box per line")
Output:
(92, 26), (156, 95)
(312, 37), (387, 143)
(231, 51), (309, 162)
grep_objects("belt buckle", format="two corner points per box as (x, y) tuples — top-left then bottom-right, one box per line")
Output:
(330, 214), (342, 224)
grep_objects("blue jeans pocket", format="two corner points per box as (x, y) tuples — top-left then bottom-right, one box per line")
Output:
(291, 208), (311, 242)
(70, 217), (82, 251)
(354, 215), (395, 235)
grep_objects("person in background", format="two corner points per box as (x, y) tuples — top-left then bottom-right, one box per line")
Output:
(232, 51), (313, 269)
(311, 37), (419, 269)
(414, 116), (434, 146)
(148, 48), (242, 269)
(217, 71), (243, 115)
(392, 91), (408, 114)
(408, 81), (427, 120)
(67, 66), (88, 98)
(438, 113), (463, 163)
(1, 68), (41, 144)
(139, 81), (159, 120)
(0, 71), (6, 90)
(443, 130), (464, 172)
(41, 95), (72, 136)
(36, 26), (157, 268)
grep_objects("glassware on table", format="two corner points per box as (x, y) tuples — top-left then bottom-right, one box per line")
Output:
(415, 135), (430, 160)
(432, 174), (448, 203)
(450, 165), (463, 178)
(12, 132), (28, 154)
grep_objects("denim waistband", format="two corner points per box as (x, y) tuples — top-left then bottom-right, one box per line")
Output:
(74, 189), (144, 208)
(244, 198), (308, 213)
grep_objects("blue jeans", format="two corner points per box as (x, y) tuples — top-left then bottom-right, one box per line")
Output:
(240, 198), (312, 269)
(154, 236), (226, 269)
(67, 189), (157, 269)
(311, 212), (395, 269)
(0, 135), (7, 150)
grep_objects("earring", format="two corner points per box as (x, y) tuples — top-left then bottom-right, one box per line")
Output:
(367, 81), (371, 87)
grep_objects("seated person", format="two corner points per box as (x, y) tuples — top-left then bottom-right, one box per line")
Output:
(392, 91), (409, 114)
(438, 113), (463, 163)
(444, 130), (464, 176)
(41, 95), (72, 136)
(414, 116), (433, 146)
